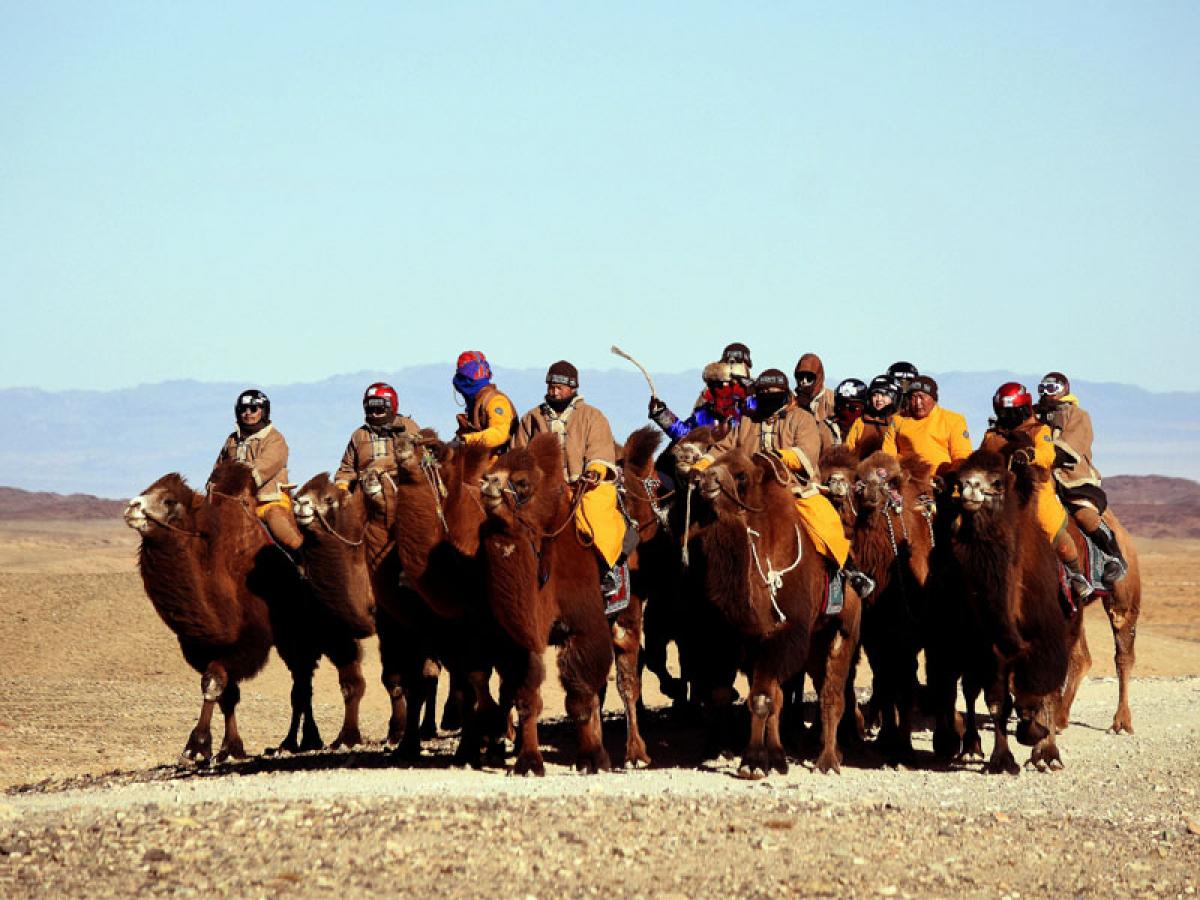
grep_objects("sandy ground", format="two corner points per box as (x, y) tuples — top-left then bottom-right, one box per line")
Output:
(1, 521), (1199, 896)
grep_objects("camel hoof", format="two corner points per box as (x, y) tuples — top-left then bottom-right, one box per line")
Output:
(181, 730), (213, 763)
(768, 748), (789, 775)
(214, 738), (247, 762)
(987, 751), (1020, 776)
(513, 752), (545, 777)
(815, 752), (842, 775)
(737, 765), (767, 780)
(331, 728), (363, 751)
(1110, 719), (1134, 735)
(624, 755), (651, 770)
(932, 727), (960, 762)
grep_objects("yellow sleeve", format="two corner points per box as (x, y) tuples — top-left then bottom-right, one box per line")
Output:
(844, 418), (862, 452)
(881, 421), (899, 457)
(462, 393), (515, 450)
(946, 412), (972, 462)
(1032, 425), (1057, 469)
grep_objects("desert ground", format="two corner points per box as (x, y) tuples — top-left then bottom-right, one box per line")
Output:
(2, 519), (1199, 896)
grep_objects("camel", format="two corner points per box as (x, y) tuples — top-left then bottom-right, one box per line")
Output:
(289, 473), (380, 750)
(478, 434), (616, 776)
(1056, 510), (1141, 735)
(124, 463), (303, 762)
(819, 445), (860, 532)
(695, 449), (862, 777)
(361, 431), (505, 764)
(926, 446), (1069, 774)
(848, 451), (935, 762)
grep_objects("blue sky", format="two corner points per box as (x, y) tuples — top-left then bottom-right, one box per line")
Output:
(2, 3), (1197, 392)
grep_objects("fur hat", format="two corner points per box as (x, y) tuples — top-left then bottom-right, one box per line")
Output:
(702, 361), (733, 384)
(754, 368), (790, 393)
(546, 360), (579, 389)
(908, 375), (938, 400)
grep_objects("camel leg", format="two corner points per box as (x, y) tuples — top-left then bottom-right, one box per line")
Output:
(438, 666), (466, 734)
(890, 648), (918, 765)
(418, 659), (440, 740)
(612, 612), (651, 769)
(642, 593), (686, 704)
(764, 681), (788, 775)
(381, 669), (408, 750)
(984, 679), (1019, 776)
(331, 658), (367, 750)
(181, 663), (226, 762)
(738, 670), (775, 780)
(1024, 697), (1064, 771)
(1103, 592), (1138, 735)
(1058, 620), (1091, 731)
(509, 650), (546, 777)
(277, 657), (322, 754)
(815, 629), (856, 774)
(215, 682), (247, 761)
(565, 685), (609, 775)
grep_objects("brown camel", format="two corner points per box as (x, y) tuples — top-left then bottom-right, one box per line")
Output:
(848, 451), (935, 762)
(926, 446), (1069, 774)
(1056, 510), (1141, 734)
(819, 445), (860, 532)
(479, 434), (615, 776)
(362, 431), (505, 764)
(695, 449), (862, 777)
(124, 463), (305, 761)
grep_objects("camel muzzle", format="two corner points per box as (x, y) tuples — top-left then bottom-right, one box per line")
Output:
(293, 497), (315, 527)
(123, 498), (149, 531)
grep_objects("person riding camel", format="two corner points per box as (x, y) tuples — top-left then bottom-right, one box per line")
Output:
(1034, 371), (1127, 585)
(649, 360), (747, 442)
(793, 353), (836, 423)
(982, 382), (1093, 601)
(212, 388), (303, 552)
(881, 375), (971, 475)
(829, 378), (867, 445)
(886, 361), (919, 416)
(844, 375), (898, 459)
(334, 382), (422, 491)
(514, 360), (636, 614)
(691, 369), (875, 599)
(720, 341), (754, 392)
(452, 350), (517, 455)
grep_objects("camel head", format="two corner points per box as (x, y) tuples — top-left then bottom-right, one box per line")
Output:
(954, 450), (1011, 514)
(359, 467), (389, 511)
(124, 473), (199, 535)
(698, 450), (760, 514)
(480, 447), (540, 513)
(671, 426), (715, 480)
(293, 472), (363, 539)
(820, 445), (859, 502)
(855, 451), (904, 513)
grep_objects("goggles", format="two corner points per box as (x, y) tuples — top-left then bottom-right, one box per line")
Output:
(1038, 379), (1067, 397)
(795, 372), (817, 387)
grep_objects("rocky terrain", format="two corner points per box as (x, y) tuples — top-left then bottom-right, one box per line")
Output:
(1, 520), (1199, 896)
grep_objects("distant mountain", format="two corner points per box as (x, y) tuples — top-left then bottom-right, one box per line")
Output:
(1, 367), (1198, 499)
(0, 486), (126, 520)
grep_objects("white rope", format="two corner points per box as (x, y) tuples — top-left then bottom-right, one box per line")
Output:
(746, 524), (803, 623)
(681, 482), (694, 568)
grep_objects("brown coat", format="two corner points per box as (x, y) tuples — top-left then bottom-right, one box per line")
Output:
(514, 396), (617, 482)
(795, 353), (835, 422)
(1046, 401), (1101, 488)
(334, 416), (421, 487)
(214, 424), (289, 502)
(704, 405), (824, 493)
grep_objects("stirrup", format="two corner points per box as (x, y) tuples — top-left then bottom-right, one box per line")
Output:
(1100, 556), (1127, 587)
(601, 562), (630, 616)
(1067, 570), (1094, 601)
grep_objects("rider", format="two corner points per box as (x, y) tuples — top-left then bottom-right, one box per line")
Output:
(886, 361), (919, 416)
(692, 369), (875, 598)
(514, 360), (636, 613)
(334, 382), (422, 491)
(881, 375), (972, 475)
(793, 353), (836, 423)
(649, 360), (747, 441)
(452, 350), (517, 455)
(845, 375), (899, 459)
(1034, 371), (1126, 584)
(982, 382), (1093, 600)
(829, 377), (867, 446)
(212, 388), (302, 550)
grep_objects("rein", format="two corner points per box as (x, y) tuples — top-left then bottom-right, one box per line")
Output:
(418, 453), (449, 533)
(746, 523), (803, 623)
(143, 512), (202, 537)
(313, 505), (365, 548)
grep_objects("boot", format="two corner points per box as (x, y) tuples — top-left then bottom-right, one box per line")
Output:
(1062, 558), (1093, 602)
(600, 556), (631, 617)
(1086, 523), (1128, 587)
(842, 556), (876, 600)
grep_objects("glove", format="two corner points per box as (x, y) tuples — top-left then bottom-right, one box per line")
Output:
(647, 397), (678, 431)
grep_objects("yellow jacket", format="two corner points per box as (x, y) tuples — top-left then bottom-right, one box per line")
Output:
(457, 385), (516, 453)
(882, 406), (971, 472)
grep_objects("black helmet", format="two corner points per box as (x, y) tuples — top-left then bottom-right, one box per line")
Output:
(721, 342), (752, 368)
(886, 361), (918, 390)
(867, 375), (899, 416)
(834, 378), (867, 405)
(235, 388), (270, 421)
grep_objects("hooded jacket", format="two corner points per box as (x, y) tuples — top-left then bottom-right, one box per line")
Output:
(1042, 395), (1102, 488)
(795, 353), (836, 423)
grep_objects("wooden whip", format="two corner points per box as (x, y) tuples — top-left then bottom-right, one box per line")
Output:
(610, 345), (659, 398)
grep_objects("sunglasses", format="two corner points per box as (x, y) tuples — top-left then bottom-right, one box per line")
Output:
(237, 402), (266, 412)
(795, 372), (817, 386)
(724, 350), (750, 364)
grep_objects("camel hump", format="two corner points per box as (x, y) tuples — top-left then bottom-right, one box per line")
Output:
(142, 472), (194, 499)
(209, 460), (258, 497)
(297, 471), (335, 494)
(820, 444), (857, 474)
(622, 426), (663, 471)
(527, 432), (563, 480)
(858, 450), (902, 482)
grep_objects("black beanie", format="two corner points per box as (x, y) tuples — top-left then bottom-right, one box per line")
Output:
(908, 375), (938, 400)
(546, 360), (579, 389)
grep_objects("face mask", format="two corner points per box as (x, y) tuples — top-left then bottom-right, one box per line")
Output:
(454, 372), (489, 398)
(755, 392), (788, 418)
(544, 394), (573, 414)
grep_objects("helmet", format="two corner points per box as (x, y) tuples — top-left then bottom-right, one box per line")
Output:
(834, 378), (867, 413)
(886, 361), (919, 389)
(455, 350), (492, 381)
(235, 389), (270, 420)
(868, 375), (899, 400)
(721, 342), (752, 368)
(1038, 371), (1070, 400)
(992, 382), (1033, 429)
(363, 382), (398, 417)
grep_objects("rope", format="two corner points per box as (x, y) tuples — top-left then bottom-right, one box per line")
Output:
(746, 524), (804, 623)
(753, 451), (792, 487)
(681, 482), (694, 568)
(314, 506), (364, 548)
(418, 455), (448, 533)
(141, 512), (202, 537)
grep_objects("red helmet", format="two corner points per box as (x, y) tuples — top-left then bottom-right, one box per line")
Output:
(992, 381), (1033, 416)
(363, 382), (398, 417)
